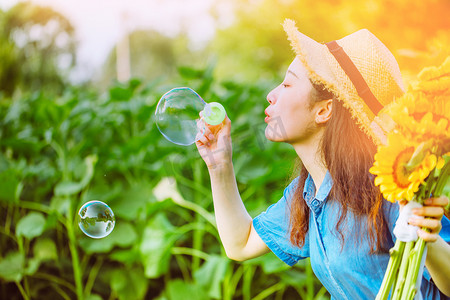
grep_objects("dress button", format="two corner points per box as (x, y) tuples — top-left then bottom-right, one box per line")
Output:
(311, 199), (319, 207)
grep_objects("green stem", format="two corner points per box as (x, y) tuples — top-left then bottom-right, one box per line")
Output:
(391, 241), (414, 300)
(192, 161), (203, 273)
(15, 281), (30, 300)
(66, 201), (84, 300)
(222, 264), (234, 300)
(5, 203), (13, 235)
(0, 226), (18, 243)
(171, 195), (216, 228)
(84, 256), (103, 297)
(242, 264), (255, 300)
(306, 258), (314, 299)
(228, 265), (244, 297)
(51, 283), (72, 300)
(33, 272), (76, 293)
(376, 240), (405, 300)
(403, 237), (426, 300)
(252, 282), (285, 300)
(398, 162), (449, 299)
(174, 254), (191, 282)
(434, 160), (450, 196)
(314, 286), (329, 300)
(171, 247), (210, 261)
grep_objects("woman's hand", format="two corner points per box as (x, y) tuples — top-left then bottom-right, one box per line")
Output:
(195, 116), (233, 170)
(407, 196), (449, 242)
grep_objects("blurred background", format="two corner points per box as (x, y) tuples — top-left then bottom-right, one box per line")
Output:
(0, 0), (449, 299)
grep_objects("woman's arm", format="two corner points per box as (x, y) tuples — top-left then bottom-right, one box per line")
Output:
(408, 196), (450, 296)
(196, 117), (269, 261)
(208, 163), (270, 260)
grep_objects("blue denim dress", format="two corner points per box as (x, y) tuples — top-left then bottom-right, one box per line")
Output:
(253, 172), (450, 299)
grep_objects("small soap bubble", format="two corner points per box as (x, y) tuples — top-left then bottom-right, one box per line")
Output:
(78, 200), (115, 239)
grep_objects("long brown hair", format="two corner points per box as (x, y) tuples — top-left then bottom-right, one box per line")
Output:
(288, 82), (390, 253)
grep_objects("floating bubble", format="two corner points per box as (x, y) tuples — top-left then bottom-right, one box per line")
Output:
(77, 200), (115, 239)
(155, 87), (226, 146)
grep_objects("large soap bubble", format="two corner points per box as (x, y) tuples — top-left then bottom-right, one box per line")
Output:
(78, 200), (115, 239)
(155, 87), (226, 146)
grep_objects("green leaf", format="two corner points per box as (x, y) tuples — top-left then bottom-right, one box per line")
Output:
(405, 140), (433, 172)
(109, 86), (134, 101)
(85, 295), (103, 300)
(33, 238), (58, 261)
(165, 279), (209, 300)
(112, 221), (137, 247)
(110, 267), (148, 300)
(54, 180), (82, 196)
(0, 169), (21, 203)
(16, 212), (46, 239)
(54, 155), (97, 196)
(177, 66), (204, 79)
(279, 269), (308, 287)
(0, 251), (24, 282)
(43, 212), (59, 231)
(24, 257), (41, 276)
(109, 248), (140, 264)
(50, 195), (71, 215)
(194, 255), (229, 299)
(140, 213), (176, 278)
(235, 155), (271, 184)
(245, 252), (290, 274)
(109, 183), (152, 221)
(78, 221), (137, 254)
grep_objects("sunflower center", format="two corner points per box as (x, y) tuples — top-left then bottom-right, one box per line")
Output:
(392, 147), (415, 188)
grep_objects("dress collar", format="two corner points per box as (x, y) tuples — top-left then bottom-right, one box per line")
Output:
(302, 171), (333, 207)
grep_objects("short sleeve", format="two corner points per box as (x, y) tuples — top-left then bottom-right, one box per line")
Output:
(253, 177), (309, 266)
(439, 214), (450, 243)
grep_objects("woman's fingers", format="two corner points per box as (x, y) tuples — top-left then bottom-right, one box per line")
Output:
(424, 196), (449, 207)
(417, 229), (438, 242)
(406, 196), (449, 243)
(412, 196), (448, 219)
(408, 217), (442, 233)
(196, 132), (215, 147)
(413, 206), (445, 219)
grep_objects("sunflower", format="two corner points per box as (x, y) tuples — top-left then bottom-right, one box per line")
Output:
(383, 57), (450, 154)
(387, 92), (450, 135)
(369, 133), (445, 202)
(416, 56), (450, 95)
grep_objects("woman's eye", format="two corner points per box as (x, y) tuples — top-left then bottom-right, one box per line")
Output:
(282, 83), (289, 88)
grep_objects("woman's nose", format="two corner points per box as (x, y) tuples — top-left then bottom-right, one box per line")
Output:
(267, 88), (276, 104)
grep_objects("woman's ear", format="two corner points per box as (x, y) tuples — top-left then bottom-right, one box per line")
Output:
(315, 99), (333, 125)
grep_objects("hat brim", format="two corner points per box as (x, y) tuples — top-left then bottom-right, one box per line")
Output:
(283, 19), (404, 145)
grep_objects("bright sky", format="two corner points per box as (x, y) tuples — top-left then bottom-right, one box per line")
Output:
(1, 0), (234, 81)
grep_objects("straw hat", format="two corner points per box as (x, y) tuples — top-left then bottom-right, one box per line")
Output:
(283, 19), (404, 145)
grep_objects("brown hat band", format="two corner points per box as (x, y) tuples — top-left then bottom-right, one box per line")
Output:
(326, 40), (383, 115)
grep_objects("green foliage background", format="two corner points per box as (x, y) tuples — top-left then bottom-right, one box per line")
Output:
(0, 66), (329, 299)
(1, 0), (449, 299)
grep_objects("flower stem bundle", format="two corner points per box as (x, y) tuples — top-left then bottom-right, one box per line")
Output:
(370, 57), (450, 300)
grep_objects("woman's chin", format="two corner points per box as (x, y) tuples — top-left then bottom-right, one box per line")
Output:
(265, 127), (284, 142)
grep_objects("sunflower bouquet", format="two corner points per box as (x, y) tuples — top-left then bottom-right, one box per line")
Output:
(370, 57), (450, 300)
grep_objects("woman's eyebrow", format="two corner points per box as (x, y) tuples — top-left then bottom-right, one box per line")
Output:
(288, 70), (299, 78)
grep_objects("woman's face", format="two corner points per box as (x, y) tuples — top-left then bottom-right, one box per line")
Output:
(264, 57), (321, 144)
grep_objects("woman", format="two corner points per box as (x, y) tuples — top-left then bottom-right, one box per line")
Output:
(195, 20), (450, 299)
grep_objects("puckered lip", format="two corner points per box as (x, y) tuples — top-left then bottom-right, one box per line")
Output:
(264, 108), (271, 123)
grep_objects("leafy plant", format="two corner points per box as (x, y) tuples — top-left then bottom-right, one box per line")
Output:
(0, 65), (328, 299)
